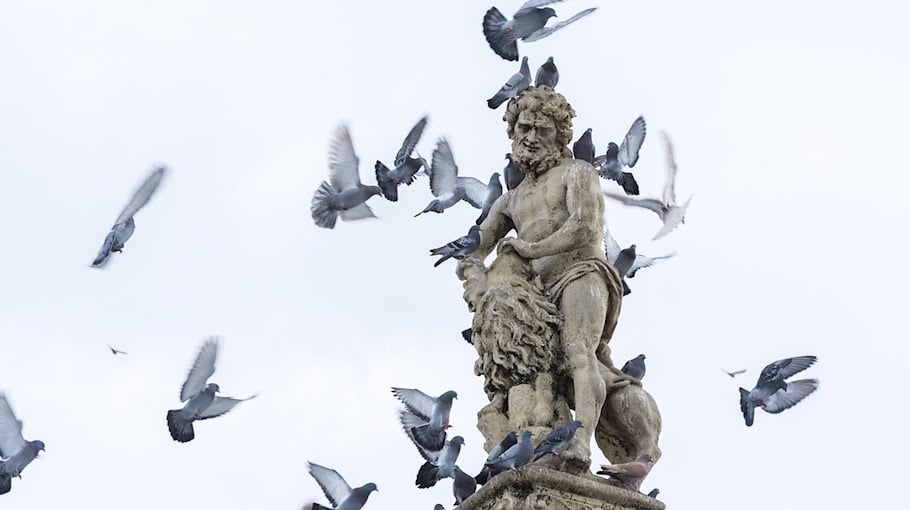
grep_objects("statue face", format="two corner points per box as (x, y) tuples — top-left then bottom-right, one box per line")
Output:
(511, 109), (564, 175)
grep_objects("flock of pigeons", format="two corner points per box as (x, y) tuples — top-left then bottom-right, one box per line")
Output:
(0, 1), (820, 508)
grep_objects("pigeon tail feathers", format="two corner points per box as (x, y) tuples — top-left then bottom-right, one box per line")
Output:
(311, 181), (340, 229)
(483, 8), (519, 61)
(415, 461), (440, 488)
(374, 161), (399, 201)
(166, 409), (195, 442)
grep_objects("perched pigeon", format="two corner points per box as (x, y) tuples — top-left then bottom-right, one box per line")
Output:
(311, 124), (383, 229)
(415, 436), (464, 488)
(107, 344), (128, 355)
(503, 153), (525, 190)
(535, 56), (559, 88)
(307, 462), (378, 510)
(91, 165), (167, 268)
(604, 133), (693, 240)
(573, 128), (595, 164)
(482, 1), (598, 61)
(474, 430), (518, 484)
(647, 488), (660, 498)
(430, 225), (482, 267)
(739, 356), (819, 427)
(461, 328), (473, 344)
(375, 116), (429, 201)
(532, 420), (583, 461)
(475, 173), (503, 225)
(487, 57), (531, 109)
(621, 354), (646, 380)
(392, 388), (458, 458)
(452, 466), (477, 504)
(416, 139), (488, 216)
(0, 393), (45, 496)
(596, 454), (654, 491)
(593, 116), (647, 195)
(484, 430), (534, 474)
(722, 369), (746, 378)
(166, 337), (256, 443)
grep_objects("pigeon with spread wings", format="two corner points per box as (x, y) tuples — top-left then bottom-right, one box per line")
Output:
(312, 124), (383, 229)
(482, 1), (597, 61)
(415, 139), (488, 216)
(0, 393), (45, 496)
(739, 356), (819, 426)
(375, 116), (429, 202)
(306, 462), (377, 510)
(593, 116), (646, 195)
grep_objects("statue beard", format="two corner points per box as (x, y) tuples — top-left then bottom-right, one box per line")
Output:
(512, 142), (564, 176)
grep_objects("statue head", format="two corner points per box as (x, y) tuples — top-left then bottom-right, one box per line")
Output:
(504, 86), (576, 176)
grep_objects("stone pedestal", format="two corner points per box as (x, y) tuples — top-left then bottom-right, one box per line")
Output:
(459, 465), (665, 510)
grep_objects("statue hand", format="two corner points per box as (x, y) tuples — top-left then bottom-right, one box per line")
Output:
(500, 238), (535, 259)
(456, 256), (485, 282)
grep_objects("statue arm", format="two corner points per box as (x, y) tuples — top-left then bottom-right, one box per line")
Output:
(456, 194), (513, 281)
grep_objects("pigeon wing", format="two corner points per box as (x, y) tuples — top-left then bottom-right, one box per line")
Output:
(523, 8), (597, 42)
(763, 379), (819, 414)
(400, 409), (441, 463)
(0, 394), (27, 459)
(618, 117), (646, 168)
(603, 227), (621, 264)
(628, 252), (676, 276)
(661, 132), (678, 206)
(395, 116), (429, 168)
(757, 356), (817, 386)
(391, 388), (437, 419)
(515, 0), (565, 17)
(603, 192), (666, 215)
(198, 395), (256, 420)
(307, 462), (353, 507)
(340, 203), (377, 222)
(328, 124), (363, 192)
(458, 177), (488, 208)
(429, 139), (458, 197)
(114, 165), (167, 225)
(180, 337), (219, 402)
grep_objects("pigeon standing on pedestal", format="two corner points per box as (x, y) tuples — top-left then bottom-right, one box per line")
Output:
(430, 226), (482, 267)
(535, 56), (559, 88)
(487, 57), (530, 109)
(621, 354), (647, 380)
(474, 430), (518, 484)
(597, 454), (654, 491)
(532, 420), (583, 461)
(503, 153), (524, 190)
(452, 466), (477, 504)
(482, 430), (534, 477)
(573, 128), (595, 164)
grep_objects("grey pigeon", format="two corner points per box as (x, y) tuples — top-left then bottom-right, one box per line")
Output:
(415, 139), (488, 216)
(307, 462), (378, 510)
(415, 436), (464, 488)
(597, 454), (654, 491)
(107, 344), (128, 355)
(484, 430), (534, 474)
(739, 356), (819, 427)
(166, 337), (256, 443)
(603, 228), (675, 295)
(572, 128), (595, 164)
(604, 132), (692, 241)
(392, 387), (458, 458)
(647, 488), (660, 498)
(535, 56), (559, 88)
(487, 57), (530, 109)
(430, 225), (482, 267)
(474, 430), (518, 484)
(461, 328), (473, 344)
(475, 173), (503, 225)
(593, 116), (647, 195)
(311, 124), (383, 229)
(452, 466), (477, 504)
(91, 165), (167, 268)
(482, 1), (598, 61)
(621, 354), (646, 380)
(503, 153), (525, 190)
(612, 244), (637, 295)
(532, 420), (583, 461)
(434, 505), (446, 510)
(375, 116), (429, 201)
(0, 393), (45, 496)
(722, 369), (746, 378)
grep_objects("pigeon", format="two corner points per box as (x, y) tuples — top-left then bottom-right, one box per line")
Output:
(415, 139), (488, 216)
(107, 344), (128, 355)
(415, 436), (464, 488)
(311, 124), (383, 229)
(593, 116), (647, 195)
(483, 430), (534, 474)
(532, 420), (583, 461)
(503, 153), (525, 190)
(166, 337), (256, 443)
(535, 56), (559, 88)
(604, 133), (693, 241)
(647, 488), (660, 498)
(603, 228), (675, 281)
(474, 430), (518, 484)
(0, 393), (45, 496)
(722, 369), (746, 378)
(461, 328), (473, 344)
(487, 57), (531, 109)
(482, 1), (598, 61)
(392, 388), (458, 458)
(621, 354), (646, 380)
(596, 454), (654, 491)
(573, 128), (595, 164)
(430, 225), (482, 267)
(452, 466), (477, 504)
(475, 173), (503, 225)
(91, 165), (167, 268)
(307, 462), (378, 510)
(739, 356), (819, 427)
(434, 505), (446, 510)
(612, 244), (637, 295)
(374, 116), (429, 201)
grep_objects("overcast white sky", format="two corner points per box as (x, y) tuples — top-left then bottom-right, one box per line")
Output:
(1, 1), (908, 508)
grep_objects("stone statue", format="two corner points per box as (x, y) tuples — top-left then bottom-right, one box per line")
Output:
(456, 86), (662, 480)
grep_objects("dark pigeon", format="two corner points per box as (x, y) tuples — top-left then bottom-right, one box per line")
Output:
(503, 153), (525, 190)
(415, 436), (464, 489)
(593, 116), (646, 195)
(375, 116), (429, 201)
(483, 430), (534, 476)
(739, 356), (819, 427)
(647, 488), (660, 498)
(392, 388), (458, 458)
(453, 466), (477, 505)
(482, 1), (597, 61)
(475, 431), (518, 484)
(573, 128), (595, 164)
(430, 225), (482, 267)
(487, 57), (530, 109)
(461, 328), (473, 344)
(532, 420), (583, 461)
(475, 173), (503, 225)
(311, 124), (383, 229)
(535, 56), (559, 88)
(621, 354), (646, 380)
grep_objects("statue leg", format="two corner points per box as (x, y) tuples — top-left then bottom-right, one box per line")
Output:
(557, 274), (610, 466)
(595, 369), (663, 468)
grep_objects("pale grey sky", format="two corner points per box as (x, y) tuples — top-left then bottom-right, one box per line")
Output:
(1, 1), (908, 508)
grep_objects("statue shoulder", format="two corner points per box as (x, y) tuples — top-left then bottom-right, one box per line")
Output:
(560, 158), (601, 187)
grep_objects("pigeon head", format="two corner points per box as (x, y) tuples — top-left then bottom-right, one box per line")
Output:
(355, 482), (378, 495)
(28, 440), (46, 453)
(490, 172), (501, 182)
(540, 8), (557, 20)
(520, 430), (534, 440)
(568, 420), (584, 430)
(467, 225), (482, 237)
(449, 436), (466, 447)
(636, 353), (645, 360)
(504, 153), (511, 160)
(637, 454), (654, 464)
(439, 390), (458, 401)
(207, 383), (220, 393)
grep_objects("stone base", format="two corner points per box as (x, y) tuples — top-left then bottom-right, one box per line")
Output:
(459, 465), (665, 510)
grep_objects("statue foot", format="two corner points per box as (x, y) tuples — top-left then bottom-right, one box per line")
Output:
(557, 441), (591, 473)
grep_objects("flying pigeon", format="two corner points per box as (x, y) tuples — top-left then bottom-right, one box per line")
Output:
(647, 488), (660, 498)
(593, 116), (647, 195)
(503, 153), (525, 190)
(487, 57), (530, 109)
(722, 369), (746, 378)
(483, 430), (534, 475)
(375, 116), (429, 201)
(452, 466), (477, 504)
(604, 133), (693, 241)
(739, 356), (819, 427)
(91, 165), (167, 268)
(0, 393), (45, 496)
(415, 139), (488, 216)
(474, 431), (518, 484)
(475, 173), (503, 225)
(166, 337), (256, 443)
(311, 124), (383, 229)
(612, 244), (637, 295)
(307, 462), (378, 510)
(532, 420), (583, 461)
(596, 454), (654, 491)
(107, 344), (128, 355)
(430, 225), (482, 267)
(415, 436), (464, 488)
(621, 354), (646, 380)
(573, 128), (595, 164)
(603, 229), (675, 295)
(482, 1), (598, 61)
(535, 56), (559, 88)
(392, 387), (458, 458)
